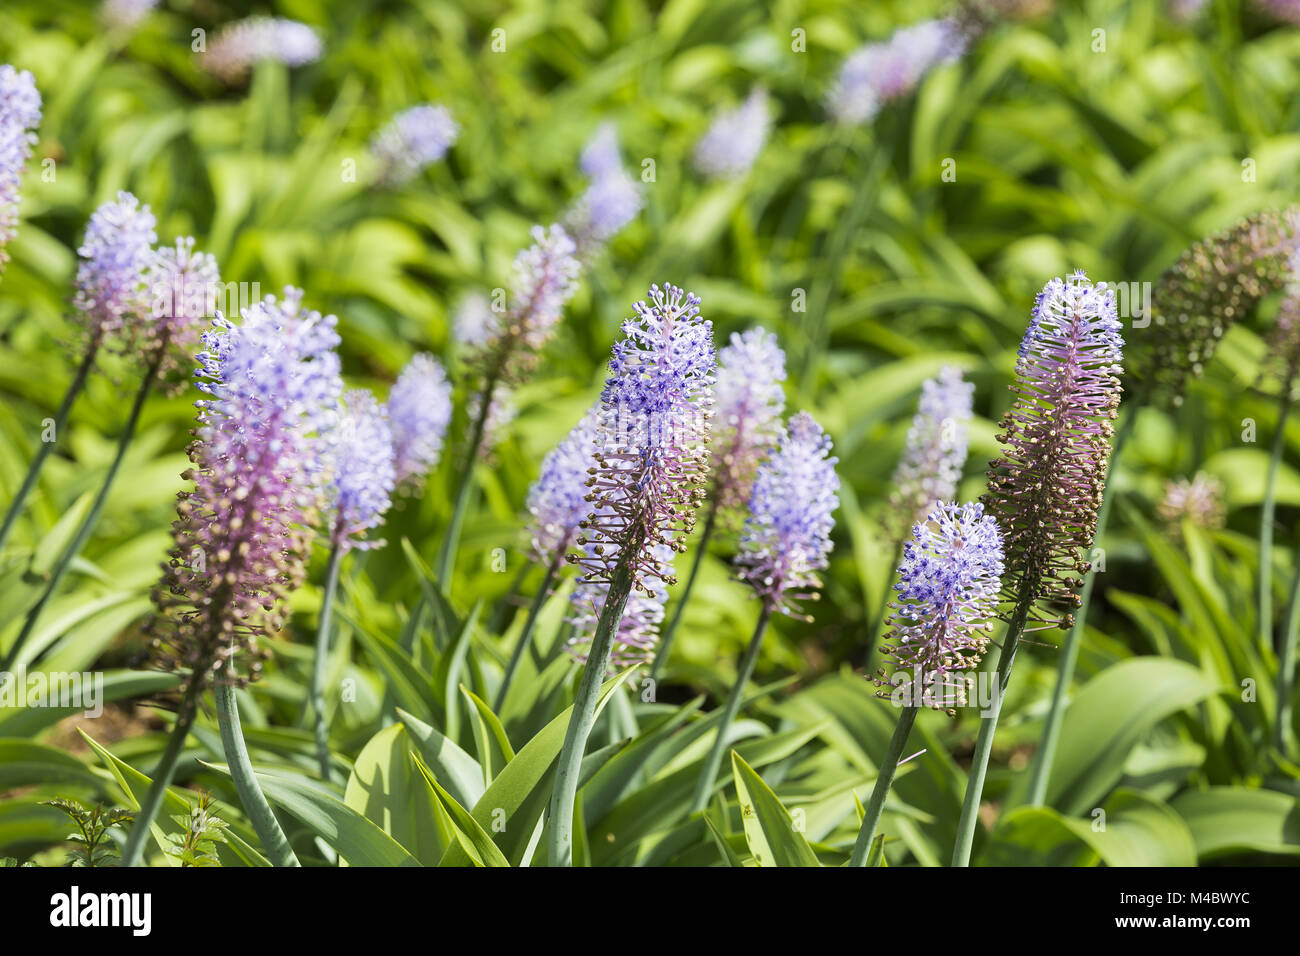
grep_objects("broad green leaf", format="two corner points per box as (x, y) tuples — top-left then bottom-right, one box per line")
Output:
(730, 751), (820, 867)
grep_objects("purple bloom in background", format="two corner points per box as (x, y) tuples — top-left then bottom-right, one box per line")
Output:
(146, 236), (220, 378)
(566, 124), (642, 254)
(580, 123), (623, 179)
(827, 18), (968, 125)
(73, 191), (157, 345)
(472, 224), (580, 383)
(102, 0), (158, 31)
(527, 408), (598, 565)
(984, 271), (1123, 628)
(0, 65), (41, 275)
(1158, 473), (1225, 534)
(202, 17), (322, 83)
(326, 389), (396, 551)
(151, 288), (342, 688)
(567, 283), (715, 665)
(875, 500), (1004, 710)
(693, 87), (771, 180)
(1254, 0), (1300, 24)
(712, 328), (786, 514)
(386, 352), (453, 489)
(734, 412), (839, 618)
(889, 365), (973, 537)
(370, 104), (459, 186)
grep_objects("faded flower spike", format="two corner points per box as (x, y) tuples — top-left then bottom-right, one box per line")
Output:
(0, 65), (41, 275)
(827, 18), (968, 125)
(890, 365), (973, 537)
(1264, 246), (1300, 398)
(326, 389), (396, 551)
(693, 87), (771, 180)
(74, 191), (157, 346)
(734, 411), (840, 618)
(984, 271), (1123, 630)
(875, 501), (1004, 709)
(527, 409), (599, 564)
(1158, 473), (1226, 534)
(370, 104), (459, 186)
(712, 328), (787, 514)
(202, 17), (323, 83)
(150, 288), (342, 689)
(386, 353), (452, 489)
(1142, 207), (1300, 405)
(569, 282), (715, 603)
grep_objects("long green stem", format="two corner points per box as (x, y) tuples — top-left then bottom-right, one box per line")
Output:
(951, 592), (1032, 867)
(650, 503), (717, 681)
(214, 680), (300, 867)
(1259, 392), (1292, 654)
(434, 373), (497, 590)
(1024, 404), (1137, 807)
(495, 557), (559, 711)
(847, 705), (918, 866)
(689, 603), (773, 815)
(311, 539), (345, 783)
(0, 341), (99, 558)
(120, 680), (203, 867)
(1276, 541), (1300, 754)
(546, 555), (634, 867)
(3, 349), (160, 671)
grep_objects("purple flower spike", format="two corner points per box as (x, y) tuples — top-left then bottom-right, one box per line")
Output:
(74, 191), (157, 345)
(202, 17), (322, 83)
(151, 288), (342, 688)
(890, 365), (974, 536)
(528, 408), (599, 565)
(1266, 248), (1300, 396)
(0, 65), (41, 275)
(146, 237), (220, 378)
(326, 389), (396, 551)
(566, 283), (715, 663)
(734, 411), (839, 618)
(580, 123), (623, 179)
(386, 353), (453, 489)
(1254, 0), (1300, 25)
(875, 500), (1004, 710)
(370, 104), (459, 186)
(984, 271), (1123, 629)
(693, 87), (771, 180)
(472, 225), (580, 385)
(712, 328), (787, 514)
(827, 18), (968, 125)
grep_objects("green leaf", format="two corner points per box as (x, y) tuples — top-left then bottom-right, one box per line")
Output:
(203, 763), (421, 867)
(0, 739), (99, 789)
(343, 724), (457, 866)
(414, 755), (510, 867)
(730, 751), (820, 867)
(395, 708), (485, 809)
(1172, 787), (1300, 860)
(1025, 658), (1222, 815)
